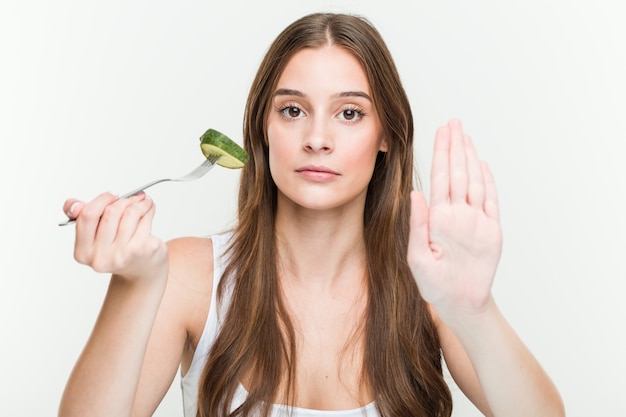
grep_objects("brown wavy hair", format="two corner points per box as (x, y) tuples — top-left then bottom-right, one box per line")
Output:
(197, 12), (452, 417)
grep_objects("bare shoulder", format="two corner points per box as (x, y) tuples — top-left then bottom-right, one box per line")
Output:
(167, 236), (214, 291)
(164, 237), (215, 349)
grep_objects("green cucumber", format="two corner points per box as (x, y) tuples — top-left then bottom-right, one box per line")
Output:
(199, 128), (248, 169)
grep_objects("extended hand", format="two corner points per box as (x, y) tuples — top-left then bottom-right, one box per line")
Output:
(408, 119), (502, 319)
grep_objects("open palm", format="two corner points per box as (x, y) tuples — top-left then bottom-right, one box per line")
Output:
(408, 120), (502, 319)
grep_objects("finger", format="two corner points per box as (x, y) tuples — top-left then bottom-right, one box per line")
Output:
(408, 190), (432, 261)
(127, 200), (159, 259)
(63, 199), (84, 220)
(135, 199), (157, 240)
(482, 162), (500, 220)
(74, 192), (119, 258)
(430, 125), (451, 206)
(94, 193), (146, 245)
(448, 119), (468, 204)
(464, 134), (485, 208)
(116, 193), (154, 243)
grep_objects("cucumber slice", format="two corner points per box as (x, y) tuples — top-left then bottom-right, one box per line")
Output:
(199, 128), (248, 169)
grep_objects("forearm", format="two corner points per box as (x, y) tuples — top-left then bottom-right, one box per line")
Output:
(58, 272), (168, 417)
(443, 297), (565, 417)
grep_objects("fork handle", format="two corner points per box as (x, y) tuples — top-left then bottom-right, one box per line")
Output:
(57, 180), (167, 227)
(118, 179), (169, 199)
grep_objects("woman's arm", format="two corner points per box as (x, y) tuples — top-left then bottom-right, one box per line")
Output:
(408, 120), (564, 416)
(59, 272), (169, 417)
(58, 193), (213, 417)
(432, 303), (563, 416)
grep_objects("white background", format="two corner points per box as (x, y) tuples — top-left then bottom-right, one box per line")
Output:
(1, 0), (625, 415)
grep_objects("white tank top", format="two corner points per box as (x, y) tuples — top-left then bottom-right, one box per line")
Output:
(180, 232), (379, 417)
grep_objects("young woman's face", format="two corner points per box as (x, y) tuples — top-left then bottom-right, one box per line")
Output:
(267, 45), (387, 212)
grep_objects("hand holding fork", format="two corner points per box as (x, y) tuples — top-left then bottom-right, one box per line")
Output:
(60, 154), (221, 279)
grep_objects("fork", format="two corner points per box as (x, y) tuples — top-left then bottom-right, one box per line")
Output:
(59, 154), (222, 226)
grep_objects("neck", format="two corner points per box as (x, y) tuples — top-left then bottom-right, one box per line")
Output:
(275, 197), (367, 290)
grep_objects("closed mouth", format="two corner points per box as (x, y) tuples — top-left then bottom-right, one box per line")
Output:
(295, 165), (339, 175)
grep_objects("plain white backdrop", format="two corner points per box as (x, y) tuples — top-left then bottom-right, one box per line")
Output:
(1, 0), (625, 415)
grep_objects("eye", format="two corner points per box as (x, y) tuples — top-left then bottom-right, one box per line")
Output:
(278, 105), (305, 119)
(338, 107), (365, 122)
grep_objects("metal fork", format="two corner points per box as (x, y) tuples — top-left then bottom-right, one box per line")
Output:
(59, 154), (221, 226)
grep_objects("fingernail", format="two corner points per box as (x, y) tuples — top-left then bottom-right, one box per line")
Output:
(130, 191), (146, 200)
(66, 202), (80, 218)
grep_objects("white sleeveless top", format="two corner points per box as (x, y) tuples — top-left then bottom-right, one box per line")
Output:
(180, 233), (379, 417)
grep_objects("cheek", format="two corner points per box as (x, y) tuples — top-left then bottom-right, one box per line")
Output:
(346, 135), (384, 168)
(266, 124), (293, 180)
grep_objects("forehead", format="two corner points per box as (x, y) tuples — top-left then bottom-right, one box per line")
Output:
(276, 45), (371, 95)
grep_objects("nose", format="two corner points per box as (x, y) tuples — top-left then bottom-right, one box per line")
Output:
(303, 118), (333, 153)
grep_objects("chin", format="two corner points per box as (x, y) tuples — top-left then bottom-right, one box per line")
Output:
(278, 190), (365, 213)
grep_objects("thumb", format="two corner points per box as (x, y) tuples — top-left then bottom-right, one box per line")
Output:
(408, 190), (431, 258)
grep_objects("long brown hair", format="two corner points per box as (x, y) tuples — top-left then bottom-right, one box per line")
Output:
(197, 13), (452, 417)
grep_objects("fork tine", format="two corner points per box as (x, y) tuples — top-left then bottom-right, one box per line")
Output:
(188, 154), (220, 176)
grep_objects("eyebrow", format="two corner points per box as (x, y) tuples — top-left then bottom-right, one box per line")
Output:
(273, 88), (372, 102)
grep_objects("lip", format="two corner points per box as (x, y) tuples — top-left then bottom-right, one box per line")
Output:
(295, 165), (339, 174)
(295, 165), (340, 182)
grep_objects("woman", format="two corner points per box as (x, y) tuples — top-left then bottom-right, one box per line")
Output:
(59, 13), (564, 417)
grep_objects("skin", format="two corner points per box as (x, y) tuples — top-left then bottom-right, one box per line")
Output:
(58, 46), (564, 417)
